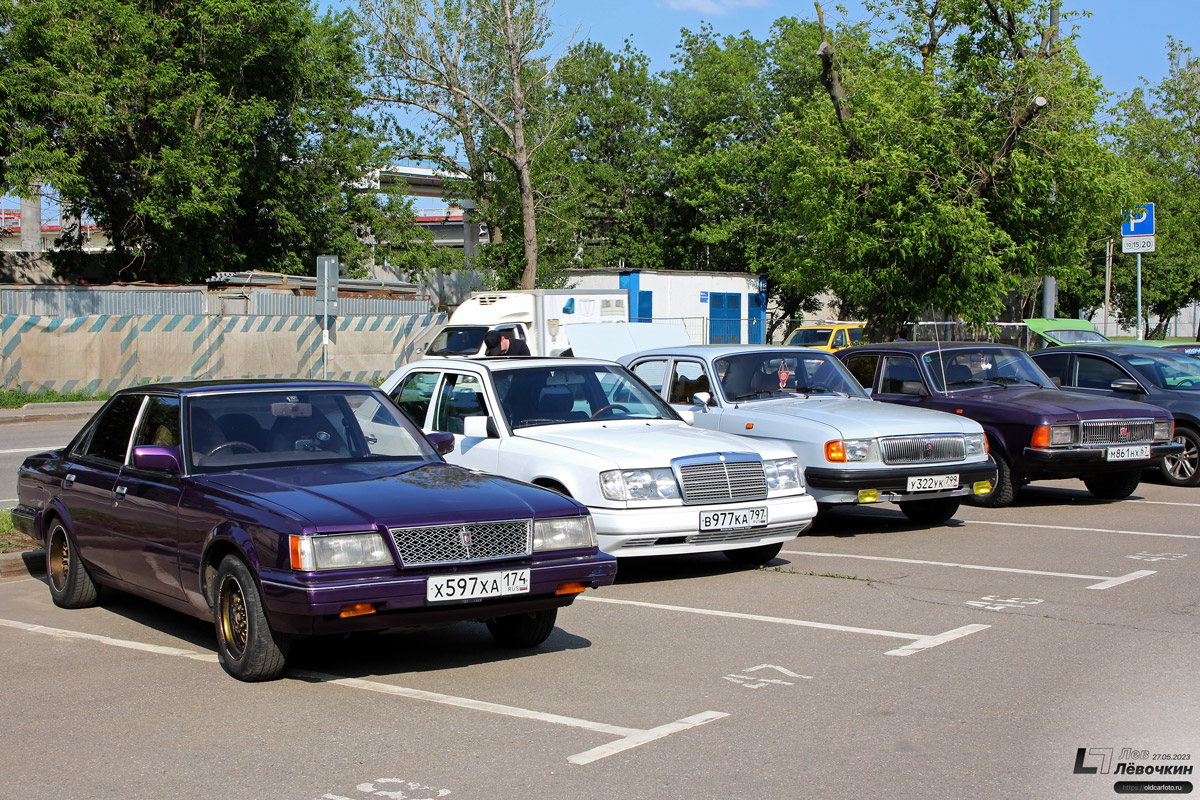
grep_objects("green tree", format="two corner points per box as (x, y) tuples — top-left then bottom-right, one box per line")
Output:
(1, 0), (425, 282)
(359, 0), (566, 289)
(1110, 37), (1200, 338)
(762, 0), (1135, 340)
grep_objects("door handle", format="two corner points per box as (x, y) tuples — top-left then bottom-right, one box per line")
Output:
(115, 485), (128, 499)
(64, 473), (76, 487)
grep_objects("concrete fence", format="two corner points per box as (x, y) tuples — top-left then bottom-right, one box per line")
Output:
(1, 312), (447, 394)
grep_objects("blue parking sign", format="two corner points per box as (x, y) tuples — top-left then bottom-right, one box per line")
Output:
(1121, 203), (1155, 237)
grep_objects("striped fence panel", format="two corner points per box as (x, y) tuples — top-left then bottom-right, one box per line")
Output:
(0, 312), (447, 394)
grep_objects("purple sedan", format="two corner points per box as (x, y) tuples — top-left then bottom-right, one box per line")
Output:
(13, 380), (616, 681)
(838, 343), (1180, 506)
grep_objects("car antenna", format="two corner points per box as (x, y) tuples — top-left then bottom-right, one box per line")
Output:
(931, 307), (948, 391)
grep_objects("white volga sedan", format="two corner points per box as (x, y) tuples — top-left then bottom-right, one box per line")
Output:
(380, 357), (818, 564)
(621, 345), (997, 525)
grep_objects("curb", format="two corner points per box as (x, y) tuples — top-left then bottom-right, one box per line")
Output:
(0, 401), (104, 425)
(0, 549), (45, 578)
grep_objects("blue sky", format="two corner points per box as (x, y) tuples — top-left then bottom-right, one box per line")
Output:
(541, 0), (1198, 99)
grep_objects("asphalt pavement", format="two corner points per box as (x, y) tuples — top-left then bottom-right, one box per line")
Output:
(1, 401), (100, 575)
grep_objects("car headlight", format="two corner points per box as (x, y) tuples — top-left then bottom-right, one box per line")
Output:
(1155, 420), (1174, 442)
(289, 532), (393, 571)
(964, 433), (988, 456)
(764, 458), (803, 491)
(1032, 425), (1076, 447)
(534, 515), (597, 551)
(600, 468), (681, 501)
(824, 439), (879, 463)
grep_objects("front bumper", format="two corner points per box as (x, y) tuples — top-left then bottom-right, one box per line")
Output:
(259, 550), (617, 636)
(1021, 442), (1181, 471)
(589, 493), (818, 558)
(804, 460), (998, 506)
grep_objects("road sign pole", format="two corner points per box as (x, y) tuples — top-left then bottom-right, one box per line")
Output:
(1137, 252), (1143, 341)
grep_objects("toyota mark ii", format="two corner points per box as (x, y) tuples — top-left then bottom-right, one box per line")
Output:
(12, 380), (616, 681)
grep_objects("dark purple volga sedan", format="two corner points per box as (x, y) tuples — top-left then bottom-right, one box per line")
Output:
(839, 343), (1180, 506)
(12, 380), (616, 681)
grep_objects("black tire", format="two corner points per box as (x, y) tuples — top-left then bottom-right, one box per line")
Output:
(970, 448), (1016, 508)
(900, 496), (961, 525)
(213, 555), (289, 681)
(723, 541), (784, 567)
(46, 519), (98, 609)
(486, 608), (558, 648)
(1161, 427), (1200, 487)
(1083, 469), (1141, 500)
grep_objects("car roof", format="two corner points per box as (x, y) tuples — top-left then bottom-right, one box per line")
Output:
(409, 356), (620, 369)
(113, 378), (372, 395)
(625, 344), (831, 358)
(1031, 342), (1188, 356)
(848, 341), (1023, 354)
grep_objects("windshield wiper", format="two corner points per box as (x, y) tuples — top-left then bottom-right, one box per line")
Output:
(732, 390), (783, 401)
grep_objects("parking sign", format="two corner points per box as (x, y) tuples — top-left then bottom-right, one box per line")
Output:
(1121, 203), (1155, 237)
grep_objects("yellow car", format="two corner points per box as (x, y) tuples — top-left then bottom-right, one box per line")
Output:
(783, 321), (864, 352)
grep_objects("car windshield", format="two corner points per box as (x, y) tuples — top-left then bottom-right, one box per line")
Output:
(1125, 351), (1200, 391)
(426, 326), (487, 356)
(188, 388), (438, 471)
(490, 364), (678, 429)
(924, 348), (1052, 391)
(784, 328), (832, 346)
(715, 351), (868, 400)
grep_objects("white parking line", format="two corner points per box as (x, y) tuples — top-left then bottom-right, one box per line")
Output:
(782, 550), (1156, 590)
(0, 617), (726, 765)
(1131, 499), (1200, 508)
(578, 595), (989, 656)
(963, 519), (1200, 540)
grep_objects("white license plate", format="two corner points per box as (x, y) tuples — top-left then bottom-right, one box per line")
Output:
(906, 474), (960, 492)
(700, 507), (768, 531)
(1107, 444), (1150, 462)
(427, 569), (530, 603)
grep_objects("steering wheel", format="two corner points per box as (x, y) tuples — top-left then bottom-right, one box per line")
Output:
(591, 404), (630, 419)
(1175, 377), (1200, 387)
(205, 441), (260, 457)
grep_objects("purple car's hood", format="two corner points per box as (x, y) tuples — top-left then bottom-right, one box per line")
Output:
(953, 385), (1162, 418)
(197, 460), (584, 530)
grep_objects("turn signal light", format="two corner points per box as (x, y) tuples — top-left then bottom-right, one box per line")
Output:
(556, 582), (587, 596)
(825, 441), (847, 462)
(339, 603), (376, 618)
(1031, 426), (1050, 448)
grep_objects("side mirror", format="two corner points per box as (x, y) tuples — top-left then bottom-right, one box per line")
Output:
(425, 431), (456, 456)
(462, 415), (497, 439)
(691, 391), (716, 409)
(900, 380), (929, 397)
(1111, 378), (1142, 394)
(132, 445), (181, 474)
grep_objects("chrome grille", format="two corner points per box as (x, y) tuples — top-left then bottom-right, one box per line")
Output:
(676, 457), (768, 505)
(881, 435), (966, 464)
(389, 519), (532, 566)
(1081, 419), (1156, 445)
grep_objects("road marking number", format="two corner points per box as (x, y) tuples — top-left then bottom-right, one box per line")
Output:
(964, 596), (1044, 612)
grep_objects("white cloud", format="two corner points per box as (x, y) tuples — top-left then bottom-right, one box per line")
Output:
(663, 0), (769, 16)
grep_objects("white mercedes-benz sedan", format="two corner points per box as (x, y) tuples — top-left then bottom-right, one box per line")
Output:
(380, 357), (818, 564)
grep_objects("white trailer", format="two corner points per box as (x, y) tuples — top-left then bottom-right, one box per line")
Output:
(422, 289), (629, 357)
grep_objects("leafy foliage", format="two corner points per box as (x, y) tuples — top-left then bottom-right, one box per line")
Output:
(0, 0), (430, 282)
